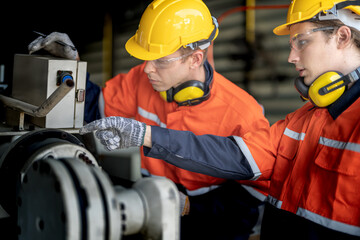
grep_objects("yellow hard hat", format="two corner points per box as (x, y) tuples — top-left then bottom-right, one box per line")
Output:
(273, 0), (360, 35)
(125, 0), (219, 60)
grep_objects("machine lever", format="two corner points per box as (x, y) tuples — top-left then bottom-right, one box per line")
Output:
(0, 78), (74, 117)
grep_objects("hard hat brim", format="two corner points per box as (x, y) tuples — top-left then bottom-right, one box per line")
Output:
(273, 23), (291, 36)
(273, 19), (307, 36)
(273, 5), (360, 36)
(125, 36), (175, 61)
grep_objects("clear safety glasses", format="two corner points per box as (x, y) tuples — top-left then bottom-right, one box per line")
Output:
(289, 26), (335, 51)
(149, 51), (194, 69)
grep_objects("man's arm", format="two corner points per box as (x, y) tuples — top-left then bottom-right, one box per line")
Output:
(80, 117), (259, 180)
(143, 126), (256, 180)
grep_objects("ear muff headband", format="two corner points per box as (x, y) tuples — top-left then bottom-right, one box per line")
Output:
(160, 80), (209, 106)
(294, 67), (360, 107)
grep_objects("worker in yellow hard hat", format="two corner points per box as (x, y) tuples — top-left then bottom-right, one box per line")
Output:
(29, 0), (271, 239)
(79, 0), (360, 239)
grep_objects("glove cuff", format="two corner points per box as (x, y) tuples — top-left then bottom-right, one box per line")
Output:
(131, 121), (146, 147)
(139, 122), (146, 146)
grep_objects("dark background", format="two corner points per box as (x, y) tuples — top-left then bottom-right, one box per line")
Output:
(0, 1), (151, 86)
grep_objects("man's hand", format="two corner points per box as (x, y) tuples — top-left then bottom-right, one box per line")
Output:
(79, 116), (146, 150)
(28, 32), (79, 60)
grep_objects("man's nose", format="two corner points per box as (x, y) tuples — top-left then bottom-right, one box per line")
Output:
(288, 48), (299, 64)
(144, 61), (156, 74)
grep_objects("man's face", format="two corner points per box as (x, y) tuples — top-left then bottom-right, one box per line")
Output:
(288, 22), (340, 86)
(144, 50), (194, 92)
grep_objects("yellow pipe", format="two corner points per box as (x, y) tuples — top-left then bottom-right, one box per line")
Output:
(246, 0), (256, 44)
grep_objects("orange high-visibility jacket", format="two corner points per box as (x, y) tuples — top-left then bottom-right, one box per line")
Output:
(237, 99), (360, 235)
(102, 61), (270, 197)
(145, 93), (360, 236)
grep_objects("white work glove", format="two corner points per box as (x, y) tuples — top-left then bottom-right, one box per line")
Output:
(79, 116), (146, 150)
(28, 32), (78, 60)
(179, 191), (190, 216)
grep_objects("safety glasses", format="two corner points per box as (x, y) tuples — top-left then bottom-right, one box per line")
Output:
(289, 26), (335, 51)
(149, 51), (194, 69)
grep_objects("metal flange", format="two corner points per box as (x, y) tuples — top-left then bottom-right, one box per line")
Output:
(18, 157), (121, 240)
(0, 129), (97, 238)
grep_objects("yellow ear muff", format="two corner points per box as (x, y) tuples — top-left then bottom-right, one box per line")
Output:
(173, 86), (204, 102)
(159, 80), (205, 104)
(308, 71), (346, 107)
(159, 91), (168, 101)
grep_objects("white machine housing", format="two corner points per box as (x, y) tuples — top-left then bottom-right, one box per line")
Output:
(11, 54), (86, 128)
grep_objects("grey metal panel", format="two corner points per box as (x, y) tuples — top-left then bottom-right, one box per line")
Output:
(11, 55), (86, 128)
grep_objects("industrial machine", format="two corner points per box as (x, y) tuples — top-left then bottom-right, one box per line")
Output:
(0, 54), (180, 240)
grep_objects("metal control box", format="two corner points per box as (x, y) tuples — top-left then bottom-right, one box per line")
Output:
(11, 54), (87, 128)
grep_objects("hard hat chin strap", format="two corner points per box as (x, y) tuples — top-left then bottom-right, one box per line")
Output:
(313, 1), (360, 31)
(186, 16), (219, 50)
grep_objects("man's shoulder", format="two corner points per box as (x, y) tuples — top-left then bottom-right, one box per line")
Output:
(213, 72), (255, 101)
(213, 72), (246, 92)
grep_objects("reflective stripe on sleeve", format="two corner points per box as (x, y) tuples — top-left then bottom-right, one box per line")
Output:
(242, 185), (267, 202)
(267, 195), (360, 236)
(266, 195), (283, 209)
(232, 136), (261, 180)
(284, 128), (305, 141)
(185, 185), (220, 196)
(296, 208), (360, 237)
(284, 128), (360, 153)
(138, 107), (167, 128)
(319, 137), (360, 153)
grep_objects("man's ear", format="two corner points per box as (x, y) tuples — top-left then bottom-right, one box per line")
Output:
(190, 50), (204, 69)
(336, 25), (352, 49)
